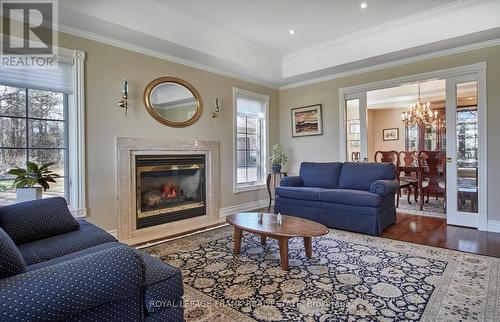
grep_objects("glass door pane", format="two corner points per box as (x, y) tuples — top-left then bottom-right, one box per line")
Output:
(346, 99), (361, 161)
(456, 81), (478, 214)
(446, 75), (481, 229)
(343, 92), (367, 162)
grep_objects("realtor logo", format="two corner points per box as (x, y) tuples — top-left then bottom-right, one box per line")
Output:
(1, 0), (58, 68)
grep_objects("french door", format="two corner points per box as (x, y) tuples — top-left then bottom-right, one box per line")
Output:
(343, 92), (367, 162)
(445, 75), (485, 228)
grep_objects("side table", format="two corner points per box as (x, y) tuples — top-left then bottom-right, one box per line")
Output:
(266, 172), (287, 211)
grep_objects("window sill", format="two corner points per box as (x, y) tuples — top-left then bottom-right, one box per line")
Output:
(233, 183), (266, 194)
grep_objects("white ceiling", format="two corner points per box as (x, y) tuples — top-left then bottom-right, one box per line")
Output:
(57, 0), (500, 87)
(160, 0), (457, 55)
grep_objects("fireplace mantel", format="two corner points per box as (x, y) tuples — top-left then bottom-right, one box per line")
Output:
(116, 137), (220, 244)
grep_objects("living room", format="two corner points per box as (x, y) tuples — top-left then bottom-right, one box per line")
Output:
(1, 1), (500, 321)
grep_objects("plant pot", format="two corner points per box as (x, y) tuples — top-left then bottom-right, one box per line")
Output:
(271, 164), (282, 173)
(16, 187), (42, 202)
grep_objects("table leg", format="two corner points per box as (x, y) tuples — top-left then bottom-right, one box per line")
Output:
(233, 227), (242, 255)
(304, 237), (312, 258)
(261, 235), (267, 245)
(278, 237), (289, 270)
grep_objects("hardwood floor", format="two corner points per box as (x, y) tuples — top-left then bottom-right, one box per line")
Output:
(383, 213), (500, 258)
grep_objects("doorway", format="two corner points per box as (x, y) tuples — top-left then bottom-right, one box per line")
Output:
(339, 63), (487, 230)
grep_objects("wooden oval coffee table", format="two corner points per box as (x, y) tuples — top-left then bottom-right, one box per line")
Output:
(226, 213), (329, 270)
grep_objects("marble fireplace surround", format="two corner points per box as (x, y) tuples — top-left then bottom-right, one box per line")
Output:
(116, 137), (220, 245)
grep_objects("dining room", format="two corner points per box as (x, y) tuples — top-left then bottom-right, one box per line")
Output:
(343, 71), (482, 227)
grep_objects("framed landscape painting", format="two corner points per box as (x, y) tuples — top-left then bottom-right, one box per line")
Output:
(383, 128), (399, 141)
(291, 104), (323, 137)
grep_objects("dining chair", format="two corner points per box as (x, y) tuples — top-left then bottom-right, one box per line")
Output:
(417, 150), (446, 211)
(374, 151), (404, 207)
(398, 151), (419, 203)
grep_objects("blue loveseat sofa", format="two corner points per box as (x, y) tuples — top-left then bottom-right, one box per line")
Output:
(274, 162), (399, 235)
(0, 197), (184, 322)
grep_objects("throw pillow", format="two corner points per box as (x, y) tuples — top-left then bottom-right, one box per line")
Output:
(0, 197), (80, 245)
(0, 228), (27, 279)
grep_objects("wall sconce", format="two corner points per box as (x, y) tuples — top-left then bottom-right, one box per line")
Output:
(118, 80), (128, 115)
(212, 97), (220, 120)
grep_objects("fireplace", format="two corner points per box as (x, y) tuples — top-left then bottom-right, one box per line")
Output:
(135, 154), (206, 229)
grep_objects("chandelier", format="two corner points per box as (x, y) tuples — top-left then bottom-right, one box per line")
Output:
(401, 83), (439, 127)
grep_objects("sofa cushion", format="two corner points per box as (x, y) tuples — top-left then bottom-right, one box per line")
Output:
(299, 162), (343, 189)
(0, 228), (27, 279)
(339, 162), (396, 191)
(18, 220), (117, 266)
(0, 197), (80, 245)
(319, 189), (382, 207)
(140, 251), (184, 314)
(275, 186), (328, 201)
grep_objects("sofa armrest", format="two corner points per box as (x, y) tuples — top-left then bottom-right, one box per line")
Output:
(370, 180), (400, 197)
(280, 176), (303, 187)
(0, 246), (145, 321)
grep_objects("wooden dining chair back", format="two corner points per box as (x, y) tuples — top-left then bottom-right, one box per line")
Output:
(400, 151), (417, 167)
(374, 151), (403, 207)
(417, 150), (446, 211)
(398, 151), (418, 204)
(374, 150), (399, 165)
(351, 151), (361, 162)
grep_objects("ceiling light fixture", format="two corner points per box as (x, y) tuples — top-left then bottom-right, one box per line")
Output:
(360, 2), (368, 9)
(288, 29), (295, 35)
(401, 83), (438, 127)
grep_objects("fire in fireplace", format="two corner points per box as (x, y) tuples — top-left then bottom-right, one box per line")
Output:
(135, 154), (206, 229)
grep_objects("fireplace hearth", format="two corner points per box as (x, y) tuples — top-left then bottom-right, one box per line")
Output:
(136, 155), (206, 229)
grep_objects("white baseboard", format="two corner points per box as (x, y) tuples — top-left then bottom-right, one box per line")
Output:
(107, 229), (118, 238)
(487, 220), (500, 233)
(219, 199), (269, 218)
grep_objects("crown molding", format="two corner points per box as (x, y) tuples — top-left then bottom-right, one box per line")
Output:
(282, 0), (500, 78)
(284, 0), (476, 61)
(57, 24), (281, 90)
(279, 38), (500, 90)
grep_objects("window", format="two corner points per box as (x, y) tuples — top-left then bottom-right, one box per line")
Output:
(0, 86), (68, 204)
(233, 88), (269, 192)
(0, 49), (86, 213)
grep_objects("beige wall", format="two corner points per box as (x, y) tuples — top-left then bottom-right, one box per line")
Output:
(58, 33), (279, 231)
(368, 109), (406, 161)
(279, 45), (500, 220)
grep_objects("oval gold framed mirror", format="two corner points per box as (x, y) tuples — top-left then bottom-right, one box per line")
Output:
(144, 77), (203, 127)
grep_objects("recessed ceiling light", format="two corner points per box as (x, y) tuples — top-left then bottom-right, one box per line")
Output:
(360, 2), (368, 9)
(288, 29), (295, 35)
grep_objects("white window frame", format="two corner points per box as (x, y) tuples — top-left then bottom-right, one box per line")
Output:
(63, 48), (86, 218)
(0, 47), (85, 215)
(232, 87), (269, 193)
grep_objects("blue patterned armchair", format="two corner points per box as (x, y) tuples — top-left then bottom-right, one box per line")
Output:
(0, 197), (184, 322)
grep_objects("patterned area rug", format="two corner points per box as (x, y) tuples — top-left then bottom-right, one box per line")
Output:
(144, 226), (500, 321)
(397, 194), (447, 218)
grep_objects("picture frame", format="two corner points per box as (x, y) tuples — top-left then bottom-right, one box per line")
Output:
(383, 128), (399, 141)
(291, 104), (323, 137)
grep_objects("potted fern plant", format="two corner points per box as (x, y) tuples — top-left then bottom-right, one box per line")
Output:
(8, 161), (60, 202)
(270, 144), (288, 173)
